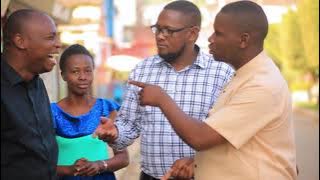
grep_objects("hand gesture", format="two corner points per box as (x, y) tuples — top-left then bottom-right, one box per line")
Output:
(161, 157), (194, 180)
(74, 158), (102, 176)
(73, 158), (87, 176)
(93, 117), (118, 143)
(128, 80), (168, 107)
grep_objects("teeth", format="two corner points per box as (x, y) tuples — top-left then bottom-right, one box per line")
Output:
(48, 54), (59, 58)
(48, 54), (58, 64)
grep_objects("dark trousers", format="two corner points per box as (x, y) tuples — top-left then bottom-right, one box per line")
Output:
(139, 171), (194, 180)
(140, 171), (160, 180)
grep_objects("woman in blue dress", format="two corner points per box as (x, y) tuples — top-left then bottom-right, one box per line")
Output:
(51, 44), (129, 180)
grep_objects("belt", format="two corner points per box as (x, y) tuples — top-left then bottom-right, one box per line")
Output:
(140, 171), (194, 180)
(140, 171), (160, 180)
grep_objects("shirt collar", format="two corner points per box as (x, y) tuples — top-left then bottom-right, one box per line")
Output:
(194, 50), (208, 69)
(1, 57), (24, 86)
(154, 45), (208, 69)
(235, 51), (268, 78)
(1, 55), (39, 86)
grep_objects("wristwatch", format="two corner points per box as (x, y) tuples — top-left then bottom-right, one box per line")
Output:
(102, 160), (108, 170)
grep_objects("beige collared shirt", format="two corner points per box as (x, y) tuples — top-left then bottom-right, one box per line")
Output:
(194, 51), (297, 180)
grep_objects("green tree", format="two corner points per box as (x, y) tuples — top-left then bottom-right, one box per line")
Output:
(264, 24), (282, 68)
(265, 0), (319, 100)
(265, 10), (306, 88)
(297, 0), (319, 80)
(280, 10), (307, 85)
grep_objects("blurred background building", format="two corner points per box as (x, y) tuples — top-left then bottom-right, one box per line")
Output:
(1, 0), (318, 179)
(2, 0), (317, 106)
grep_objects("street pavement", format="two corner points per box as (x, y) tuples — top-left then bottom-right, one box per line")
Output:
(294, 111), (319, 180)
(114, 140), (141, 180)
(115, 110), (319, 180)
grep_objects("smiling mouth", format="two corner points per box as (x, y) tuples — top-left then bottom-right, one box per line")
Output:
(47, 54), (59, 64)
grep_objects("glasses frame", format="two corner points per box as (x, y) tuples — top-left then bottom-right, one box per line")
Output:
(150, 25), (193, 37)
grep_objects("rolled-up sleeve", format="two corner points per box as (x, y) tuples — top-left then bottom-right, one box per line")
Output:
(109, 71), (143, 150)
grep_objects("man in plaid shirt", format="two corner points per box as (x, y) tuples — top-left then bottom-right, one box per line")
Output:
(94, 1), (234, 179)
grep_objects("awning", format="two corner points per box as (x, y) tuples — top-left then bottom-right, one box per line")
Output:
(1, 0), (11, 17)
(6, 0), (72, 24)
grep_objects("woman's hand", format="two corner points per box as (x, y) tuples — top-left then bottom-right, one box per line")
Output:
(75, 159), (103, 176)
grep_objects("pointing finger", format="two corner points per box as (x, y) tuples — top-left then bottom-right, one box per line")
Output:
(128, 80), (147, 88)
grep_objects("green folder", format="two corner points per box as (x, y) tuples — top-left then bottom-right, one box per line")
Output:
(56, 135), (109, 165)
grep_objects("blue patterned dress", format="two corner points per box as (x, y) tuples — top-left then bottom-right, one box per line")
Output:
(51, 98), (120, 180)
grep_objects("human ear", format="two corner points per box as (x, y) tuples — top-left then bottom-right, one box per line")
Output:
(12, 33), (26, 49)
(240, 33), (250, 48)
(188, 26), (200, 42)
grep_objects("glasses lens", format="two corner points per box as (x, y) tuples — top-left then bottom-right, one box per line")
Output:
(162, 29), (169, 36)
(150, 25), (180, 37)
(150, 26), (157, 34)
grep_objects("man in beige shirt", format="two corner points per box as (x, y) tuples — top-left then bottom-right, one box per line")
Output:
(129, 1), (297, 180)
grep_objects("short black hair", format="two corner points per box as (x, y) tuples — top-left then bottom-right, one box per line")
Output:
(220, 1), (268, 41)
(59, 44), (94, 72)
(164, 0), (201, 27)
(3, 9), (47, 48)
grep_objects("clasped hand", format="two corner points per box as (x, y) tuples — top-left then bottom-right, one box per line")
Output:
(72, 158), (102, 176)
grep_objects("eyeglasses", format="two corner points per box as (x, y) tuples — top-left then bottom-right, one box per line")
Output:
(150, 25), (191, 37)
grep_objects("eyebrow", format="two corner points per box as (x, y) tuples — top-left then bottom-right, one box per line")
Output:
(70, 65), (93, 69)
(45, 31), (57, 36)
(155, 24), (182, 29)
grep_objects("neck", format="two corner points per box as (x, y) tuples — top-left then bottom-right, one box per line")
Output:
(65, 94), (94, 106)
(3, 51), (36, 81)
(170, 45), (198, 71)
(233, 48), (263, 70)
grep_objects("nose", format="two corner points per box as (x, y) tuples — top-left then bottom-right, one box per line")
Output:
(55, 36), (62, 49)
(208, 33), (215, 43)
(155, 30), (166, 40)
(78, 72), (87, 80)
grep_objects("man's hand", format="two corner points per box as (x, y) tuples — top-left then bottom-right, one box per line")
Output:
(128, 80), (168, 107)
(161, 157), (194, 180)
(93, 117), (118, 143)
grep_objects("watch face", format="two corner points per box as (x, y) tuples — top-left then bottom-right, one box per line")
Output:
(103, 161), (108, 168)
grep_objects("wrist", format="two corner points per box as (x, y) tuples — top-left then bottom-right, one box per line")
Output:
(98, 160), (108, 172)
(69, 166), (77, 176)
(159, 93), (171, 108)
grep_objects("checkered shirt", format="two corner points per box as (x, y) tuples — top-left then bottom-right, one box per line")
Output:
(112, 49), (234, 178)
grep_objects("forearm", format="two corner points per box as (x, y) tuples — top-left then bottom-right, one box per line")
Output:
(109, 119), (140, 150)
(110, 88), (142, 149)
(57, 165), (74, 176)
(102, 149), (129, 172)
(159, 95), (224, 151)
